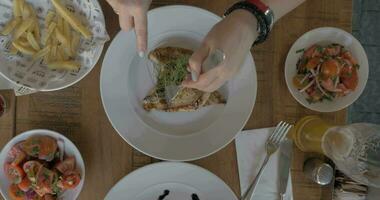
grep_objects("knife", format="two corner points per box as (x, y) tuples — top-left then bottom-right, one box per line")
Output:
(278, 139), (293, 200)
(164, 49), (225, 105)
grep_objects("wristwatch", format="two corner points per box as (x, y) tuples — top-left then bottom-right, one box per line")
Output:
(224, 0), (275, 46)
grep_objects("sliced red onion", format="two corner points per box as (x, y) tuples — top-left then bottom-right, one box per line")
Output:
(334, 76), (340, 88)
(299, 79), (315, 93)
(300, 73), (311, 84)
(316, 78), (331, 97)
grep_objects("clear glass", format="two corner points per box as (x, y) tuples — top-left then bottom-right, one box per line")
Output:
(322, 123), (380, 187)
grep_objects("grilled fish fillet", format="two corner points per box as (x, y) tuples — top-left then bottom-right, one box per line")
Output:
(143, 47), (226, 112)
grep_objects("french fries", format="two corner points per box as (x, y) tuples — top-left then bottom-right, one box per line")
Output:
(0, 17), (21, 36)
(42, 22), (57, 45)
(0, 0), (92, 71)
(13, 18), (34, 40)
(9, 45), (18, 55)
(46, 11), (55, 24)
(47, 61), (80, 70)
(33, 45), (51, 61)
(26, 32), (40, 50)
(51, 0), (92, 39)
(71, 32), (80, 54)
(12, 41), (36, 55)
(13, 0), (23, 18)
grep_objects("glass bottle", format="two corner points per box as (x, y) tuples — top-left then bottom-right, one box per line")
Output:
(291, 116), (380, 187)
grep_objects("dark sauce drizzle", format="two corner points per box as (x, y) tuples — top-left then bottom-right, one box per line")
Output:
(192, 193), (200, 200)
(157, 190), (170, 200)
(156, 190), (200, 200)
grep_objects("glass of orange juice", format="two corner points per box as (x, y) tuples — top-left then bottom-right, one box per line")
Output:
(290, 116), (332, 154)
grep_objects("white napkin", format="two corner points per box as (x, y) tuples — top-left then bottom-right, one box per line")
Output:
(235, 128), (293, 200)
(0, 76), (11, 90)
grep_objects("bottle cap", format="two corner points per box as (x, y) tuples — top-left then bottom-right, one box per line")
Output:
(303, 158), (334, 186)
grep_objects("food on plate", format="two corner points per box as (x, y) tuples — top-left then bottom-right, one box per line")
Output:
(293, 44), (359, 103)
(3, 135), (82, 200)
(0, 0), (92, 71)
(143, 47), (226, 112)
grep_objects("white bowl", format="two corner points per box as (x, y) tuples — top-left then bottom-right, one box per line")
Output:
(285, 27), (369, 112)
(0, 0), (107, 92)
(0, 129), (85, 200)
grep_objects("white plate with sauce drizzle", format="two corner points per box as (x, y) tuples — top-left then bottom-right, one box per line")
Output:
(105, 162), (237, 200)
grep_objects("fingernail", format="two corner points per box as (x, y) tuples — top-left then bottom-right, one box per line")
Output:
(191, 71), (198, 82)
(138, 51), (145, 58)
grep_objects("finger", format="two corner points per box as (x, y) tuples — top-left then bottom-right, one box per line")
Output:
(189, 43), (210, 76)
(202, 77), (226, 92)
(119, 11), (134, 32)
(134, 11), (148, 56)
(182, 67), (219, 91)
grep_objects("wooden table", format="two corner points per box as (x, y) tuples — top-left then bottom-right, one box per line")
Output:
(0, 0), (352, 199)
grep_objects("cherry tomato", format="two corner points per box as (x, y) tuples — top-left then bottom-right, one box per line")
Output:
(306, 57), (321, 70)
(341, 51), (358, 66)
(324, 45), (341, 56)
(36, 167), (58, 194)
(60, 171), (81, 189)
(7, 144), (26, 166)
(4, 163), (25, 184)
(303, 45), (322, 58)
(18, 176), (31, 192)
(321, 59), (340, 78)
(293, 75), (309, 90)
(341, 67), (358, 90)
(55, 156), (75, 174)
(21, 136), (57, 161)
(8, 184), (25, 200)
(38, 137), (58, 161)
(23, 160), (42, 183)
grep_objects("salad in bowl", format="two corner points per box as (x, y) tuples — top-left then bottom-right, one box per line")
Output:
(0, 130), (84, 200)
(293, 43), (359, 103)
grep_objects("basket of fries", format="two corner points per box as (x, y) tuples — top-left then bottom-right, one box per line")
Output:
(0, 0), (109, 95)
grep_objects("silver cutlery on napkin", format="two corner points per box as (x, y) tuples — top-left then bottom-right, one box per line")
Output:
(240, 121), (292, 200)
(278, 139), (293, 200)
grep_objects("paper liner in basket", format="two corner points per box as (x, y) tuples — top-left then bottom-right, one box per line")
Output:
(0, 0), (109, 95)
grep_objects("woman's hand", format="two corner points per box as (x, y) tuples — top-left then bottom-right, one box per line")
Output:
(106, 0), (152, 56)
(182, 10), (258, 92)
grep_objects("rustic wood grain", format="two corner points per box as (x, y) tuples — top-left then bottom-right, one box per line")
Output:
(0, 0), (352, 199)
(0, 91), (16, 148)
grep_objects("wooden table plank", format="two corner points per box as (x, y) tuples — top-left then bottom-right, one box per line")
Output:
(0, 0), (352, 200)
(0, 90), (16, 148)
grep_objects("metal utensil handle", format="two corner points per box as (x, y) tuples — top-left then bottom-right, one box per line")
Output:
(240, 154), (270, 200)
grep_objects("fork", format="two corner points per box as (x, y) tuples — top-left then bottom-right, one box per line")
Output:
(240, 121), (292, 200)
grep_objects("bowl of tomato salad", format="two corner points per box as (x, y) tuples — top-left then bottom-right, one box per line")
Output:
(0, 130), (85, 200)
(285, 27), (369, 112)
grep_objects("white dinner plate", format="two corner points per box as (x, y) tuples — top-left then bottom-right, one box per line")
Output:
(105, 162), (237, 200)
(284, 27), (368, 112)
(0, 129), (85, 200)
(100, 5), (257, 161)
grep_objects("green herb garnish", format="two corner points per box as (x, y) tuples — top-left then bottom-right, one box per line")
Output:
(296, 48), (305, 53)
(155, 54), (190, 97)
(316, 46), (324, 53)
(322, 95), (333, 101)
(354, 64), (360, 69)
(31, 146), (39, 156)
